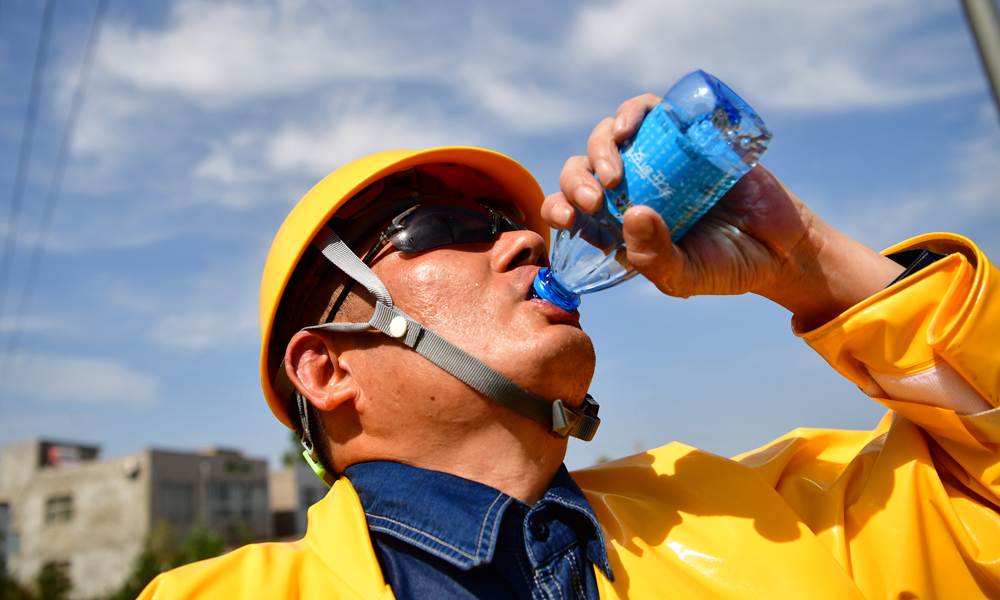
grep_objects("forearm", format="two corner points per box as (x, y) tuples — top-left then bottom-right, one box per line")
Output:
(759, 211), (905, 331)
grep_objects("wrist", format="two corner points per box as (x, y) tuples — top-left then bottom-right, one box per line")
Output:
(762, 217), (904, 330)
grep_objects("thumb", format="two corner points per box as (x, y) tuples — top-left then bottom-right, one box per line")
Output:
(622, 207), (686, 296)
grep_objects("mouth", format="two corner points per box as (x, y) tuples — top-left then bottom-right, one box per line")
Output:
(524, 267), (542, 301)
(520, 266), (544, 300)
(521, 267), (581, 324)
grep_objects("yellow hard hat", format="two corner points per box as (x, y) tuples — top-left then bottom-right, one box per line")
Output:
(259, 147), (549, 429)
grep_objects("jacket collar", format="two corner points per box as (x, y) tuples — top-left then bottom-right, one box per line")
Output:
(345, 461), (613, 579)
(303, 477), (393, 599)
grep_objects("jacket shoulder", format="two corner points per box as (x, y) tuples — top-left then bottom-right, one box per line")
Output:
(137, 540), (361, 599)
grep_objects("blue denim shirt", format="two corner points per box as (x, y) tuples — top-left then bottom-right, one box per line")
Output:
(344, 462), (613, 600)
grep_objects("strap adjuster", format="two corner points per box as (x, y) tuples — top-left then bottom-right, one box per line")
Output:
(550, 395), (601, 441)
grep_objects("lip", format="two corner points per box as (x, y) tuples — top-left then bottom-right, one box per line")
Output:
(520, 267), (580, 325)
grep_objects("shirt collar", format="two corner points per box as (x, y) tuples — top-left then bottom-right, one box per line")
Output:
(345, 461), (612, 579)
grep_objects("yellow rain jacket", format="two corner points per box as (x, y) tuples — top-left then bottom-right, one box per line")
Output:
(140, 233), (1000, 599)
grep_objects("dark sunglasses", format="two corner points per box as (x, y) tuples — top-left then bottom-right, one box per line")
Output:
(323, 199), (528, 323)
(359, 200), (528, 266)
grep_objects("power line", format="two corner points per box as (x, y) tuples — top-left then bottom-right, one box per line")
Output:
(0, 0), (58, 333)
(0, 0), (111, 380)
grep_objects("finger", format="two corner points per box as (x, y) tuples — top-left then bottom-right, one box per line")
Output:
(621, 206), (686, 295)
(586, 117), (621, 188)
(541, 192), (576, 229)
(588, 94), (662, 189)
(558, 155), (604, 214)
(612, 93), (661, 142)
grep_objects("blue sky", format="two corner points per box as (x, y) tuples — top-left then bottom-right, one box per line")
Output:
(0, 0), (998, 471)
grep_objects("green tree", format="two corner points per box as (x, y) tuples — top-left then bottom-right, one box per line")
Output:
(0, 531), (34, 600)
(35, 563), (70, 600)
(170, 522), (225, 569)
(0, 578), (34, 600)
(105, 520), (226, 600)
(104, 521), (174, 600)
(281, 431), (308, 468)
(0, 563), (33, 600)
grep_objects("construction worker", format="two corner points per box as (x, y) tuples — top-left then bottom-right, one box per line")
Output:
(140, 95), (1000, 599)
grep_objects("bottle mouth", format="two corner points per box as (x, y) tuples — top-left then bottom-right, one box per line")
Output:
(531, 268), (581, 311)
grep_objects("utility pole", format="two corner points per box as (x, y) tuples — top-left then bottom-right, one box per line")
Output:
(961, 0), (1000, 119)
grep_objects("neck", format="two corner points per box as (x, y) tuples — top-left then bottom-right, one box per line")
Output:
(335, 410), (568, 505)
(414, 425), (568, 505)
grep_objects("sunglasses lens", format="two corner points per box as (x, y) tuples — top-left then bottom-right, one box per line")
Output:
(388, 206), (496, 253)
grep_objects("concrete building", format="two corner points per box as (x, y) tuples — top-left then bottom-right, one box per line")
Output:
(268, 462), (328, 539)
(0, 439), (270, 600)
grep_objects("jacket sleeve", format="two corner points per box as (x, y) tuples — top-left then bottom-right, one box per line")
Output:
(798, 232), (1000, 447)
(739, 232), (1000, 598)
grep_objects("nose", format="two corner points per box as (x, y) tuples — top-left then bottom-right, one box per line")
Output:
(491, 229), (549, 272)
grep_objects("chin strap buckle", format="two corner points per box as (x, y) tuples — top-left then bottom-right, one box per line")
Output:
(550, 394), (601, 441)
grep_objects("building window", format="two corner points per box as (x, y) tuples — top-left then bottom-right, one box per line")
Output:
(44, 495), (73, 525)
(209, 481), (267, 521)
(300, 486), (324, 509)
(158, 482), (196, 524)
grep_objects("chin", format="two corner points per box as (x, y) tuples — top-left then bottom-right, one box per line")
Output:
(531, 330), (596, 404)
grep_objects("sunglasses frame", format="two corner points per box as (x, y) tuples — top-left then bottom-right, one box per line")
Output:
(324, 198), (529, 324)
(358, 200), (527, 266)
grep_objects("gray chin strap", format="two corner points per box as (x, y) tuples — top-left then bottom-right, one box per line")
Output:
(304, 225), (600, 442)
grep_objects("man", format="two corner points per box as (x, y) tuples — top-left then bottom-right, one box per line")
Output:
(141, 95), (1000, 599)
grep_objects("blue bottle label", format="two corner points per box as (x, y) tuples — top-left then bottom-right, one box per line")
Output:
(604, 103), (738, 240)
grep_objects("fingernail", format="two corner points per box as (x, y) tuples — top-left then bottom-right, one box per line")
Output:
(613, 115), (627, 135)
(595, 159), (616, 185)
(555, 204), (574, 228)
(579, 185), (602, 212)
(624, 211), (656, 242)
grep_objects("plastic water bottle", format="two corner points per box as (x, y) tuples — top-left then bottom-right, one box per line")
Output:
(532, 70), (772, 311)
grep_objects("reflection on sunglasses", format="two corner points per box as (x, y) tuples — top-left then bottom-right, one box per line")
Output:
(360, 201), (527, 266)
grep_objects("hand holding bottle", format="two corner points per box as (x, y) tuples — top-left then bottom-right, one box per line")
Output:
(542, 94), (905, 329)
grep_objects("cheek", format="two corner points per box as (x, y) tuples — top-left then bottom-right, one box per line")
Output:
(385, 255), (496, 332)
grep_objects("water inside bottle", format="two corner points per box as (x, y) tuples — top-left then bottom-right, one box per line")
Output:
(531, 70), (771, 311)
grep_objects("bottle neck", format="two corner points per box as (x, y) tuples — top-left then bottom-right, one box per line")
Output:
(531, 268), (581, 310)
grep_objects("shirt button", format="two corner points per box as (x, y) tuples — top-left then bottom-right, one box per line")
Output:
(530, 518), (550, 542)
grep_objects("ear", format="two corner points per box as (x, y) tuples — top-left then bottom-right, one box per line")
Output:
(285, 330), (358, 412)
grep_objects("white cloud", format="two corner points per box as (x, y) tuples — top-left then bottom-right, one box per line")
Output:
(460, 72), (585, 132)
(2, 352), (159, 405)
(146, 253), (262, 350)
(567, 0), (976, 111)
(150, 309), (257, 349)
(833, 192), (940, 251)
(814, 115), (1000, 250)
(89, 0), (580, 133)
(0, 316), (59, 334)
(45, 0), (989, 254)
(96, 0), (407, 105)
(100, 0), (963, 115)
(950, 124), (1000, 213)
(263, 97), (478, 177)
(193, 147), (246, 184)
(62, 0), (982, 197)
